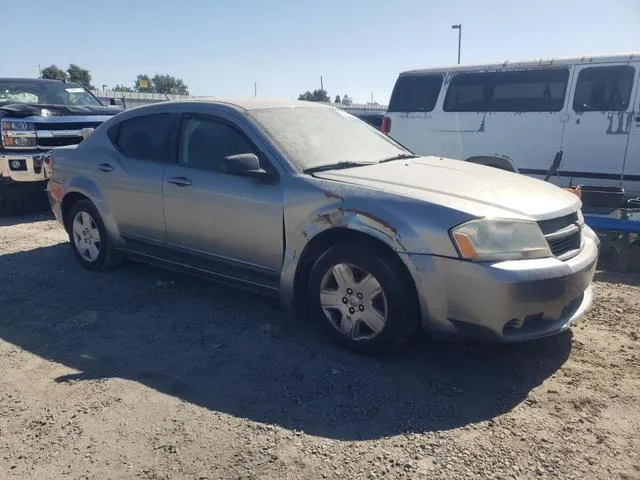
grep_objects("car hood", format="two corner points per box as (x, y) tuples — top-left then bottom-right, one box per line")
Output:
(0, 103), (122, 118)
(312, 156), (581, 221)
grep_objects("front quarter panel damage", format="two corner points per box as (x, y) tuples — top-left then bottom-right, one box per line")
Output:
(278, 177), (466, 311)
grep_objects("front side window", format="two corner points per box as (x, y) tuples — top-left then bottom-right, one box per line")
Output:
(388, 74), (444, 113)
(114, 113), (174, 162)
(444, 68), (569, 112)
(178, 116), (257, 172)
(573, 66), (635, 112)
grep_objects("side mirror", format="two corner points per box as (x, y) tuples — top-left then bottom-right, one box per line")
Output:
(109, 98), (117, 106)
(223, 153), (269, 178)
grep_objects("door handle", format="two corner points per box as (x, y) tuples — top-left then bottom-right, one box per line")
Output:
(97, 163), (113, 172)
(167, 176), (192, 186)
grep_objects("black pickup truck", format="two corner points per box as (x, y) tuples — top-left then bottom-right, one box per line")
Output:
(0, 78), (122, 215)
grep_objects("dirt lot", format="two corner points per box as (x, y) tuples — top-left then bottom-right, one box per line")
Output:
(0, 213), (639, 480)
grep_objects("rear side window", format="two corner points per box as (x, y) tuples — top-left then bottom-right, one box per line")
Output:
(388, 74), (444, 112)
(573, 66), (635, 112)
(113, 113), (174, 162)
(444, 68), (569, 112)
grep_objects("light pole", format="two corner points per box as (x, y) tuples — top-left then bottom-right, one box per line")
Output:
(451, 24), (462, 65)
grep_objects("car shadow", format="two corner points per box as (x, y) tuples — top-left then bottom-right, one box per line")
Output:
(0, 210), (54, 227)
(0, 243), (573, 441)
(594, 270), (640, 286)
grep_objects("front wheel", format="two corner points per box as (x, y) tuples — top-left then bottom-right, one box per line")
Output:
(66, 199), (120, 271)
(307, 243), (418, 355)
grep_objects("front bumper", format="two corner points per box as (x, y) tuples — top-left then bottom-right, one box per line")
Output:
(0, 151), (47, 182)
(402, 226), (599, 342)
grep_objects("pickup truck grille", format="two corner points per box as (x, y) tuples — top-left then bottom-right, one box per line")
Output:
(37, 136), (84, 148)
(537, 212), (582, 259)
(34, 121), (102, 150)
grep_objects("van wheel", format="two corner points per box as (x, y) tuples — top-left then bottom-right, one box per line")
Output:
(307, 243), (418, 355)
(487, 163), (511, 171)
(66, 199), (121, 271)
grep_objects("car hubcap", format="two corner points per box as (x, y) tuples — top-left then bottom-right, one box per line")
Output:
(319, 263), (388, 341)
(72, 211), (101, 262)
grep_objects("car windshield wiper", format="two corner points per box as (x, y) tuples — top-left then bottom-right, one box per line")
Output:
(303, 161), (373, 174)
(378, 153), (420, 163)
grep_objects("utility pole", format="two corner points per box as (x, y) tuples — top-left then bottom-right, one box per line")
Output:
(320, 76), (324, 92)
(254, 81), (257, 97)
(451, 24), (462, 64)
(38, 64), (42, 78)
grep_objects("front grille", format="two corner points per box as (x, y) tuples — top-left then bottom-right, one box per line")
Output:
(537, 212), (579, 234)
(547, 231), (581, 257)
(537, 212), (582, 259)
(37, 136), (84, 148)
(34, 122), (102, 130)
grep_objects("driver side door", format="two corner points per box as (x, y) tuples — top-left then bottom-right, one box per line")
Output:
(162, 111), (285, 289)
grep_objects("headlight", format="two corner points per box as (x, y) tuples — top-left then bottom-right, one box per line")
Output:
(2, 121), (34, 131)
(1, 120), (36, 149)
(451, 218), (551, 261)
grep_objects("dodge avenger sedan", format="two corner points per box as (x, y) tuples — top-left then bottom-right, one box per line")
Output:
(45, 99), (599, 354)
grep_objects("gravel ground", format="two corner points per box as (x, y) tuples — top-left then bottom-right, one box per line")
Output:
(0, 213), (639, 480)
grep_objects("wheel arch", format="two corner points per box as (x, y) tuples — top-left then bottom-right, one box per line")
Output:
(61, 191), (92, 231)
(288, 227), (420, 319)
(465, 155), (517, 172)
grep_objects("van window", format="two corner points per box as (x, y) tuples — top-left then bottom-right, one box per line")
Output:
(573, 66), (635, 112)
(388, 74), (443, 112)
(444, 68), (569, 112)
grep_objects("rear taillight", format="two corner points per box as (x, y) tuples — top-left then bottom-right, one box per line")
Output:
(381, 115), (391, 135)
(43, 152), (54, 179)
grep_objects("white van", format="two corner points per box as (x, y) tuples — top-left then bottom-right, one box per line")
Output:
(383, 53), (640, 196)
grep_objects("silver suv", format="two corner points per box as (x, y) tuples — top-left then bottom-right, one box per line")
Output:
(46, 99), (599, 354)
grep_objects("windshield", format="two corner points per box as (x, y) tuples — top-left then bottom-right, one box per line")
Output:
(249, 106), (409, 171)
(0, 81), (102, 107)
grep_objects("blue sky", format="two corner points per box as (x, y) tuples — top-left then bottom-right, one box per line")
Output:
(2, 0), (639, 103)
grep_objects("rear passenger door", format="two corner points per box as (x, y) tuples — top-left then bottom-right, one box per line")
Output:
(560, 64), (637, 188)
(101, 112), (177, 243)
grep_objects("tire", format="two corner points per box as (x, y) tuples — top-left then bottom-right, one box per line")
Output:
(307, 243), (418, 355)
(65, 199), (121, 271)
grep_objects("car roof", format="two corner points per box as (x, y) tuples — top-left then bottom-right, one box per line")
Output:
(171, 97), (332, 111)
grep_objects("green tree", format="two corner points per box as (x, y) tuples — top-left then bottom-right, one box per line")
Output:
(66, 64), (93, 88)
(334, 94), (341, 104)
(152, 74), (189, 95)
(298, 89), (330, 102)
(113, 84), (133, 92)
(41, 65), (67, 81)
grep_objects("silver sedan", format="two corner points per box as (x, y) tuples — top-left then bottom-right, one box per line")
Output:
(45, 99), (599, 354)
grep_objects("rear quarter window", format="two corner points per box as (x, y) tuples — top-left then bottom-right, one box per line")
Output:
(388, 74), (444, 113)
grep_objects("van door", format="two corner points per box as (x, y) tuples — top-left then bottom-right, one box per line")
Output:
(559, 63), (637, 190)
(622, 65), (640, 196)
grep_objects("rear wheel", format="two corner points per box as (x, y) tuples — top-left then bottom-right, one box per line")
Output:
(307, 243), (418, 355)
(66, 199), (121, 271)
